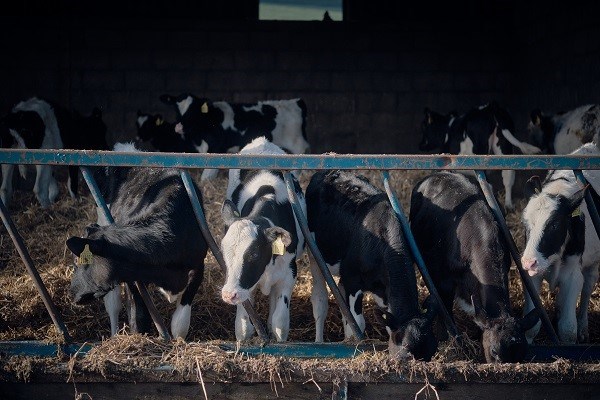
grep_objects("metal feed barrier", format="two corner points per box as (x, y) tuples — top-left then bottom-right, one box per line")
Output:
(2, 149), (600, 360)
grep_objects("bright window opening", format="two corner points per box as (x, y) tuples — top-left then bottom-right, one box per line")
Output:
(259, 0), (342, 21)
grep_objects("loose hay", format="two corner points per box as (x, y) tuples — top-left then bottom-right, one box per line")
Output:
(1, 168), (600, 371)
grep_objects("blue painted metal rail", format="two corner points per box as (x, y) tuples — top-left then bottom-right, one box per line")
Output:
(3, 149), (600, 360)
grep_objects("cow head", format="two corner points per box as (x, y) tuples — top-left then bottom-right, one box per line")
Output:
(473, 299), (539, 363)
(521, 182), (586, 276)
(136, 111), (167, 141)
(1, 110), (46, 149)
(528, 109), (554, 153)
(379, 296), (438, 361)
(420, 108), (454, 152)
(220, 200), (292, 305)
(66, 225), (119, 304)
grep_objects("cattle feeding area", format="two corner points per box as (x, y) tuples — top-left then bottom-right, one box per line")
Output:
(1, 160), (600, 398)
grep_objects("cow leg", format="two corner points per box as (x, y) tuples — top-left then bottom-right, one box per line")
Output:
(33, 164), (52, 208)
(523, 274), (544, 343)
(235, 297), (256, 341)
(125, 282), (153, 334)
(340, 276), (365, 340)
(577, 264), (599, 343)
(501, 169), (515, 210)
(171, 267), (204, 339)
(309, 255), (329, 342)
(1, 163), (14, 206)
(103, 286), (122, 336)
(556, 257), (583, 343)
(269, 277), (295, 342)
(48, 171), (59, 203)
(67, 166), (79, 199)
(200, 169), (219, 182)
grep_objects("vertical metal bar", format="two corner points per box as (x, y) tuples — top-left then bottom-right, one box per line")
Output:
(573, 170), (600, 239)
(179, 169), (269, 342)
(474, 170), (560, 345)
(283, 172), (365, 340)
(0, 197), (71, 343)
(381, 171), (459, 338)
(80, 166), (172, 342)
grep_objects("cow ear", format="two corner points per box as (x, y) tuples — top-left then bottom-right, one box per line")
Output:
(518, 308), (540, 332)
(524, 175), (542, 200)
(66, 236), (106, 258)
(160, 94), (176, 105)
(264, 226), (292, 247)
(421, 295), (439, 323)
(569, 187), (587, 213)
(221, 200), (241, 227)
(530, 109), (542, 126)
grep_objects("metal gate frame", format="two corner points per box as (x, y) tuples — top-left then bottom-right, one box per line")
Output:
(2, 149), (600, 359)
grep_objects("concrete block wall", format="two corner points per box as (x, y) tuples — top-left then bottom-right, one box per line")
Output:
(1, 7), (596, 154)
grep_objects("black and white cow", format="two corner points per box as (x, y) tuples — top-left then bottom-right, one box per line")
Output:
(529, 104), (600, 154)
(420, 102), (542, 210)
(160, 93), (310, 181)
(220, 137), (305, 342)
(306, 170), (438, 360)
(58, 107), (109, 198)
(410, 172), (539, 363)
(135, 111), (197, 153)
(66, 143), (207, 339)
(1, 97), (62, 208)
(521, 142), (600, 343)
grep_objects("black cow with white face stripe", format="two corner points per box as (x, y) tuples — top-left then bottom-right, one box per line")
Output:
(521, 142), (600, 343)
(411, 172), (538, 363)
(220, 137), (305, 342)
(160, 93), (310, 182)
(306, 170), (438, 360)
(135, 111), (197, 153)
(420, 102), (541, 210)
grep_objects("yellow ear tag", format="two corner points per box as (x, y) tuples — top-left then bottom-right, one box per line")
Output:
(155, 118), (164, 126)
(420, 308), (428, 315)
(201, 102), (209, 114)
(77, 244), (94, 265)
(233, 210), (240, 217)
(272, 236), (285, 256)
(572, 208), (581, 217)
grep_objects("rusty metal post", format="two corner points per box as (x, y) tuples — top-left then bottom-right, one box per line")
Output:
(80, 166), (172, 341)
(283, 172), (365, 340)
(0, 197), (71, 343)
(474, 170), (560, 345)
(381, 171), (459, 338)
(179, 169), (269, 342)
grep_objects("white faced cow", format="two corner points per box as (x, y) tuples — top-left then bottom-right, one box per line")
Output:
(410, 172), (538, 362)
(66, 143), (207, 339)
(1, 97), (62, 208)
(306, 170), (438, 360)
(521, 142), (600, 343)
(529, 104), (600, 154)
(220, 137), (305, 342)
(160, 93), (310, 182)
(420, 102), (541, 210)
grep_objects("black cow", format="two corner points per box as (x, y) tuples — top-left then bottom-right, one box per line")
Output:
(420, 102), (541, 210)
(306, 170), (437, 360)
(529, 104), (600, 154)
(410, 171), (539, 362)
(135, 111), (197, 153)
(66, 143), (207, 339)
(160, 93), (310, 181)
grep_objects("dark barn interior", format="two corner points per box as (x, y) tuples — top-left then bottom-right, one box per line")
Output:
(1, 0), (597, 154)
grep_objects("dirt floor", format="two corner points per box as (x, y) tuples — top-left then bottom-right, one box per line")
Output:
(1, 167), (599, 355)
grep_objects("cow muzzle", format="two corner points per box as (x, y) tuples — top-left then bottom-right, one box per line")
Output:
(521, 257), (539, 276)
(221, 288), (248, 305)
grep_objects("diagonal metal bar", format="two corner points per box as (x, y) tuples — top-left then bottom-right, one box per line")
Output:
(573, 170), (600, 240)
(283, 172), (365, 340)
(179, 169), (269, 342)
(381, 171), (459, 338)
(0, 197), (71, 343)
(474, 170), (560, 345)
(80, 166), (172, 341)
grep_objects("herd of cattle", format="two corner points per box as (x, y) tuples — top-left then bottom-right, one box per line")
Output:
(2, 95), (600, 363)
